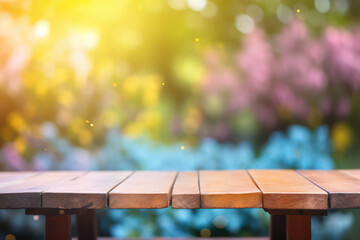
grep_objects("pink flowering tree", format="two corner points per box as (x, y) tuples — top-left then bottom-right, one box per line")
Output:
(201, 20), (360, 140)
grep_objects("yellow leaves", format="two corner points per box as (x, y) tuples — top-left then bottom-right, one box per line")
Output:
(14, 137), (27, 154)
(124, 111), (162, 138)
(96, 58), (115, 80)
(143, 75), (161, 108)
(121, 74), (162, 108)
(173, 55), (204, 86)
(123, 75), (140, 98)
(69, 117), (93, 146)
(77, 128), (93, 145)
(331, 122), (353, 152)
(7, 112), (26, 133)
(123, 123), (141, 137)
(58, 90), (74, 107)
(35, 84), (48, 97)
(101, 109), (121, 128)
(24, 103), (36, 118)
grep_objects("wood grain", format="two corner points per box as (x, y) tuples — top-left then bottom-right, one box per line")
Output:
(0, 171), (84, 209)
(172, 171), (200, 209)
(199, 170), (262, 208)
(0, 172), (39, 188)
(248, 170), (327, 210)
(109, 171), (177, 209)
(340, 169), (360, 180)
(42, 171), (132, 209)
(300, 170), (360, 208)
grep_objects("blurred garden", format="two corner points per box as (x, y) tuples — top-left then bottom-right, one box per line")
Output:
(0, 0), (360, 239)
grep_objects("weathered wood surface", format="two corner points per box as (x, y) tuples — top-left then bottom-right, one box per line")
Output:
(299, 170), (360, 208)
(172, 171), (200, 209)
(42, 171), (132, 209)
(109, 171), (177, 208)
(199, 170), (262, 208)
(0, 171), (84, 209)
(341, 169), (360, 180)
(0, 172), (39, 188)
(7, 170), (360, 210)
(248, 170), (327, 210)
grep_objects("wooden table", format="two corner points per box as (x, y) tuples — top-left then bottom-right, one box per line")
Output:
(1, 170), (360, 240)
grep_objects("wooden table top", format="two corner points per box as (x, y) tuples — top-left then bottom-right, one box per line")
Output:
(0, 170), (360, 210)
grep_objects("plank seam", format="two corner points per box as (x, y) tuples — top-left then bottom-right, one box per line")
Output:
(197, 170), (201, 208)
(106, 171), (135, 207)
(296, 170), (331, 208)
(246, 170), (264, 208)
(169, 172), (179, 207)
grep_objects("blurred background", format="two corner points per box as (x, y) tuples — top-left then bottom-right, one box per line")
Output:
(0, 0), (360, 239)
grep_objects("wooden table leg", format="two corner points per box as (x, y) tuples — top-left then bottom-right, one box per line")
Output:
(270, 215), (286, 240)
(287, 215), (311, 240)
(45, 214), (72, 240)
(76, 209), (98, 240)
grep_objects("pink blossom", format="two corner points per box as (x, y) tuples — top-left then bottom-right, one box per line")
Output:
(1, 144), (26, 170)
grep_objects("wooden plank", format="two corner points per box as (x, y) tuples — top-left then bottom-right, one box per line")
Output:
(0, 172), (39, 188)
(248, 170), (327, 210)
(340, 169), (360, 180)
(42, 171), (132, 209)
(299, 170), (360, 208)
(199, 170), (262, 208)
(0, 171), (84, 209)
(109, 171), (177, 209)
(172, 171), (200, 209)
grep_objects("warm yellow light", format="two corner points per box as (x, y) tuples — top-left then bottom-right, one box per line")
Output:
(200, 228), (211, 237)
